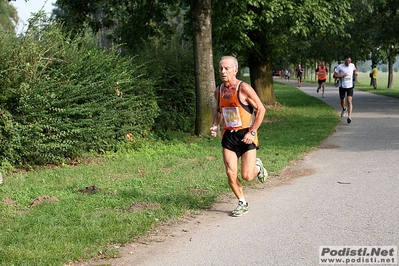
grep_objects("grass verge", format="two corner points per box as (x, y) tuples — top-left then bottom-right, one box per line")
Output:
(0, 82), (339, 265)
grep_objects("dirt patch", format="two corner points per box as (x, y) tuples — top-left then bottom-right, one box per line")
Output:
(77, 185), (117, 195)
(2, 197), (16, 206)
(30, 196), (60, 207)
(205, 156), (216, 161)
(78, 185), (101, 194)
(2, 196), (60, 212)
(278, 163), (315, 179)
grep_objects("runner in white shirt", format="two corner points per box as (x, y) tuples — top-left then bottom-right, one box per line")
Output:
(333, 55), (358, 123)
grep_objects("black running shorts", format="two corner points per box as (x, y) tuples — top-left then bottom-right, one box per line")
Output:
(221, 128), (258, 158)
(339, 87), (354, 99)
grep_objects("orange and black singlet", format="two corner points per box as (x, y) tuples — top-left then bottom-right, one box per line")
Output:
(317, 66), (327, 80)
(218, 81), (258, 145)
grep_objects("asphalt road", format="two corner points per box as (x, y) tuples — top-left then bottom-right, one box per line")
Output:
(86, 79), (399, 266)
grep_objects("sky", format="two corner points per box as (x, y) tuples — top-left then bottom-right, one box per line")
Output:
(10, 0), (56, 33)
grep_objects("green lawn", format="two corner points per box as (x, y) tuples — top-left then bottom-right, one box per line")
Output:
(356, 71), (399, 89)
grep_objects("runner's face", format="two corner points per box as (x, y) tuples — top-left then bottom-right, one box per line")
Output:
(219, 59), (237, 82)
(345, 57), (351, 66)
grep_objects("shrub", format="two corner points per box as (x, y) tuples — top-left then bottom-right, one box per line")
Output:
(137, 39), (196, 137)
(0, 16), (159, 168)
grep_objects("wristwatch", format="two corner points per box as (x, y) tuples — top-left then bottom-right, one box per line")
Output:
(250, 130), (256, 136)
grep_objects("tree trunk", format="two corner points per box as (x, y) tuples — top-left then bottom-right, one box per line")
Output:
(354, 61), (358, 83)
(314, 60), (317, 81)
(249, 57), (277, 106)
(388, 53), (394, 89)
(191, 0), (216, 136)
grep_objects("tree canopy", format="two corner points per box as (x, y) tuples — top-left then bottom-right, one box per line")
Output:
(1, 0), (18, 31)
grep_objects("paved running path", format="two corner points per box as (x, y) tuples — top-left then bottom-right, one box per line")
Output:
(88, 79), (399, 266)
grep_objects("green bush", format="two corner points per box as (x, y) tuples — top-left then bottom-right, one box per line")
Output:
(137, 39), (196, 137)
(0, 18), (159, 168)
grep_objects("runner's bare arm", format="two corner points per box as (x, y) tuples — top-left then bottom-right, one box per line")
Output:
(210, 87), (223, 137)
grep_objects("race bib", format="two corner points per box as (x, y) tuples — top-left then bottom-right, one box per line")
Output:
(222, 107), (242, 128)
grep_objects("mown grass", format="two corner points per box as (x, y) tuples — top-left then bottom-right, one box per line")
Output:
(354, 72), (399, 98)
(0, 82), (339, 266)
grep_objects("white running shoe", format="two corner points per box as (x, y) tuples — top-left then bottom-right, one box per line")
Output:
(341, 108), (347, 117)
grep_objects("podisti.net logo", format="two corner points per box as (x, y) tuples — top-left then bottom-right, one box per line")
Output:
(319, 246), (397, 264)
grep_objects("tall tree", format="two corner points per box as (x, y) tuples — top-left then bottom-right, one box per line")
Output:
(372, 0), (399, 88)
(212, 0), (352, 105)
(191, 0), (215, 135)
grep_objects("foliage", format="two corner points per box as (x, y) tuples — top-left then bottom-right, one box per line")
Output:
(212, 0), (352, 62)
(136, 39), (196, 137)
(1, 0), (18, 31)
(297, 0), (399, 70)
(0, 82), (339, 265)
(53, 0), (197, 136)
(373, 0), (399, 46)
(0, 14), (159, 169)
(53, 0), (181, 52)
